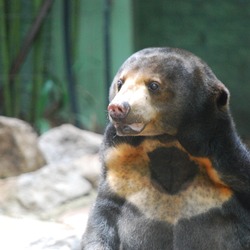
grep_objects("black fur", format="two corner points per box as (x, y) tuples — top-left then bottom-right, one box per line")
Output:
(148, 147), (198, 194)
(82, 47), (250, 249)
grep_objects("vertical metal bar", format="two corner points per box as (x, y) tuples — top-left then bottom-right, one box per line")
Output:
(0, 0), (11, 116)
(63, 0), (80, 127)
(103, 0), (112, 106)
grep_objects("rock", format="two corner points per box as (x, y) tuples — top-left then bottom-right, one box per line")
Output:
(0, 121), (101, 238)
(0, 116), (46, 178)
(16, 163), (92, 212)
(73, 154), (102, 188)
(0, 177), (22, 215)
(0, 123), (102, 216)
(0, 215), (81, 250)
(38, 124), (103, 164)
(0, 162), (92, 215)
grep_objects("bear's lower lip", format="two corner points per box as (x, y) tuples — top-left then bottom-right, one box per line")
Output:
(113, 122), (145, 135)
(127, 123), (144, 132)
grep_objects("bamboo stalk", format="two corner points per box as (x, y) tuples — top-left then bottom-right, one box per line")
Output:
(0, 0), (12, 116)
(9, 0), (54, 82)
(9, 0), (21, 117)
(63, 0), (80, 127)
(72, 0), (80, 59)
(7, 0), (54, 125)
(30, 0), (45, 124)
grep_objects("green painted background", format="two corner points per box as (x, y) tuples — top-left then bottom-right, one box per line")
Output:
(1, 0), (250, 136)
(133, 0), (250, 136)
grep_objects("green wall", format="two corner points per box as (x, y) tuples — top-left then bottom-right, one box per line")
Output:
(2, 0), (250, 135)
(75, 0), (133, 131)
(75, 0), (106, 130)
(0, 0), (134, 133)
(133, 0), (250, 137)
(111, 0), (133, 77)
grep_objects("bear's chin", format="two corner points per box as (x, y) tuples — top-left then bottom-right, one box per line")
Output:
(113, 122), (145, 136)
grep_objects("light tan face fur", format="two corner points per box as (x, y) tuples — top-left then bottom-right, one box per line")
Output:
(109, 70), (176, 136)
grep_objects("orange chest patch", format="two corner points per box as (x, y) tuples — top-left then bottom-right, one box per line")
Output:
(104, 140), (233, 224)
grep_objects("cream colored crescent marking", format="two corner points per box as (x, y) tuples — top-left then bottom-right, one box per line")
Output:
(105, 140), (233, 225)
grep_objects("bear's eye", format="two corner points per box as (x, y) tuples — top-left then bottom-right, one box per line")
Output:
(148, 82), (159, 92)
(117, 79), (123, 91)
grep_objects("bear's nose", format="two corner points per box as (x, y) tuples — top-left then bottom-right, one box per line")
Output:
(108, 102), (130, 120)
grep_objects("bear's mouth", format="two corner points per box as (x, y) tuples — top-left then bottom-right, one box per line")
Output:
(113, 122), (145, 135)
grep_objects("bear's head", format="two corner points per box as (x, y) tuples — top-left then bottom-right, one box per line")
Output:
(108, 48), (230, 154)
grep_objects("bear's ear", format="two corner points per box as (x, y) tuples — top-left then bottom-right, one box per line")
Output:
(215, 83), (230, 109)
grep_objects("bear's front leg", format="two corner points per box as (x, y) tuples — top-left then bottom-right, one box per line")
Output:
(82, 193), (123, 250)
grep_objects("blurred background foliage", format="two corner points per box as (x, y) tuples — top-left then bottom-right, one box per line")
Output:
(0, 0), (250, 137)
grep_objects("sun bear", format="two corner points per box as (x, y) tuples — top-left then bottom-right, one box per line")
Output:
(82, 47), (250, 249)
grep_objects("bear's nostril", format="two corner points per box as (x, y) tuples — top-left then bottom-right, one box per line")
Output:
(108, 102), (130, 120)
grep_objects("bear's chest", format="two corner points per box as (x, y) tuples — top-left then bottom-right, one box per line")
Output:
(117, 204), (242, 250)
(105, 140), (232, 224)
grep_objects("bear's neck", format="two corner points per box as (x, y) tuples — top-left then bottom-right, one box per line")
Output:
(210, 120), (250, 193)
(179, 114), (250, 198)
(104, 123), (199, 195)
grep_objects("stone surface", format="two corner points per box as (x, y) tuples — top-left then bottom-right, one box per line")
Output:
(0, 163), (92, 215)
(38, 124), (103, 164)
(17, 163), (92, 212)
(0, 116), (46, 178)
(0, 123), (102, 216)
(0, 215), (83, 250)
(0, 196), (94, 249)
(0, 122), (101, 248)
(73, 154), (102, 188)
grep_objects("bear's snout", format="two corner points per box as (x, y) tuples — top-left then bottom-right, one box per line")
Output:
(108, 102), (130, 121)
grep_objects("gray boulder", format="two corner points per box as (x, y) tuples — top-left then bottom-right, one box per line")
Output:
(38, 124), (103, 164)
(0, 124), (102, 215)
(0, 116), (46, 178)
(0, 122), (102, 245)
(73, 154), (102, 188)
(16, 162), (92, 212)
